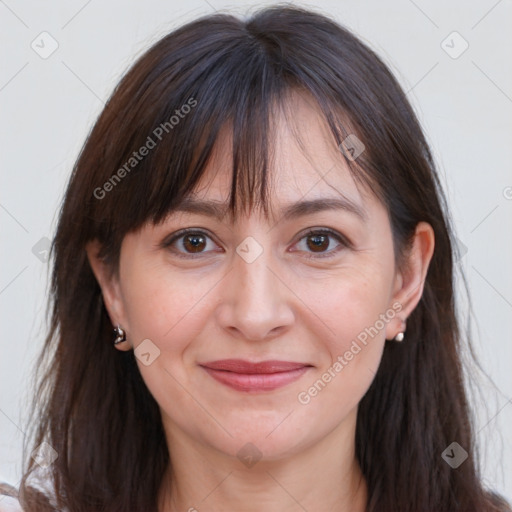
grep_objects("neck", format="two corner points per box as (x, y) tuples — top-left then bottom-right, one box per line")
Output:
(158, 409), (367, 512)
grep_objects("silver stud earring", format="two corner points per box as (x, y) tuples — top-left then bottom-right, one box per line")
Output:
(394, 332), (405, 342)
(113, 325), (126, 345)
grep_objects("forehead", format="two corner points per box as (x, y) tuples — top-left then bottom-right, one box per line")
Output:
(178, 92), (377, 225)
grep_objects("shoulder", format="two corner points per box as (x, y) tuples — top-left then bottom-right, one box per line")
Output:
(0, 482), (24, 512)
(0, 496), (24, 512)
(0, 468), (67, 512)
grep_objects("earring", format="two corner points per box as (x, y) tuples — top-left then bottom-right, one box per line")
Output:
(394, 332), (405, 342)
(113, 325), (126, 345)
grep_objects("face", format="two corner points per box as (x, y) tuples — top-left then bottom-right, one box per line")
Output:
(89, 93), (433, 463)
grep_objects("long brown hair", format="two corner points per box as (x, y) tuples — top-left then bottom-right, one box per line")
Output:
(18, 5), (510, 511)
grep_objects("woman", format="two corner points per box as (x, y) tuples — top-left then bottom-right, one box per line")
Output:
(1, 4), (509, 512)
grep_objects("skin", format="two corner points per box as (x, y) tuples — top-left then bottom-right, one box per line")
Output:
(87, 92), (435, 512)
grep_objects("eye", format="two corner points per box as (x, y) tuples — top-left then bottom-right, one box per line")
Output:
(162, 228), (221, 258)
(291, 228), (349, 259)
(161, 227), (350, 260)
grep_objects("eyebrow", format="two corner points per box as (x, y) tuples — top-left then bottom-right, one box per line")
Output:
(170, 196), (368, 223)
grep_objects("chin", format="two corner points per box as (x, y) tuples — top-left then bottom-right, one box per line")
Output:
(199, 419), (316, 464)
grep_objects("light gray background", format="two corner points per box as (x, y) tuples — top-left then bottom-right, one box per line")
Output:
(1, 0), (511, 503)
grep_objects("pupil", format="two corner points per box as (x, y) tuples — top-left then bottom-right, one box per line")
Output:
(184, 234), (205, 252)
(308, 234), (328, 252)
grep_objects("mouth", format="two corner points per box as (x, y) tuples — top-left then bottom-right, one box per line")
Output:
(199, 359), (313, 392)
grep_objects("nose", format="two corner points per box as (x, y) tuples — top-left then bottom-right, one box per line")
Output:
(215, 241), (295, 342)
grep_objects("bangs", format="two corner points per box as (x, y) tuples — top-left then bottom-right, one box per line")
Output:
(85, 11), (386, 261)
(145, 86), (376, 228)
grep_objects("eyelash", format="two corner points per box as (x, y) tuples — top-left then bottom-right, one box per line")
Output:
(161, 227), (350, 260)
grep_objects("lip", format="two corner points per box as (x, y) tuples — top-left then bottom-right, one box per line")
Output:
(200, 359), (312, 392)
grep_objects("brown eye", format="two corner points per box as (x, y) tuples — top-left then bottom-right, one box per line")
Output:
(163, 229), (220, 258)
(306, 233), (330, 253)
(162, 227), (348, 260)
(293, 229), (348, 259)
(182, 233), (207, 253)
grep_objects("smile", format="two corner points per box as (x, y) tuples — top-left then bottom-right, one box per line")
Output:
(199, 359), (313, 392)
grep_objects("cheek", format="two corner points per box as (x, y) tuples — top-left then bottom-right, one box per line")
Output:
(119, 262), (227, 417)
(309, 261), (391, 347)
(119, 265), (216, 419)
(297, 261), (391, 405)
(121, 263), (215, 345)
(295, 300), (387, 425)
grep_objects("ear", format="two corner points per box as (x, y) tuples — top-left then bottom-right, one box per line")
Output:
(86, 239), (131, 351)
(385, 221), (435, 340)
